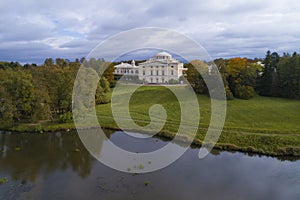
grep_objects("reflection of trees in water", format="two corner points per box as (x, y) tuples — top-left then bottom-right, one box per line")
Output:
(0, 130), (112, 182)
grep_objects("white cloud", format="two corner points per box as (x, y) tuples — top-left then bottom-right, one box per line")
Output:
(0, 0), (300, 63)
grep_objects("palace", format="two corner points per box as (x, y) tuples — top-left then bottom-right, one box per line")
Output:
(114, 60), (139, 76)
(114, 52), (187, 84)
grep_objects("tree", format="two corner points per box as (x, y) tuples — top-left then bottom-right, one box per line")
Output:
(55, 58), (68, 68)
(226, 58), (257, 99)
(0, 68), (35, 121)
(257, 51), (280, 96)
(214, 58), (234, 100)
(44, 58), (54, 67)
(185, 60), (209, 94)
(278, 52), (300, 99)
(0, 86), (15, 128)
(0, 57), (113, 128)
(102, 63), (115, 87)
(32, 88), (51, 121)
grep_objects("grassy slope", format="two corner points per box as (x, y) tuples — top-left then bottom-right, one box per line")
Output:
(224, 96), (300, 133)
(96, 85), (300, 156)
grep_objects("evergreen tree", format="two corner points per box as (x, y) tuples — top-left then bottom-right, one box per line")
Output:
(257, 51), (279, 96)
(278, 52), (300, 98)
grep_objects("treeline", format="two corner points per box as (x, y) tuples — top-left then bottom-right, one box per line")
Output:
(257, 51), (300, 99)
(0, 58), (114, 128)
(186, 50), (300, 100)
(1, 50), (299, 128)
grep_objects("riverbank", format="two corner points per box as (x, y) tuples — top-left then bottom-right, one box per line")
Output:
(2, 123), (300, 157)
(1, 85), (300, 157)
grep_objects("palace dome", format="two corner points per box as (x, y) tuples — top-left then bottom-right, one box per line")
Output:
(154, 51), (172, 60)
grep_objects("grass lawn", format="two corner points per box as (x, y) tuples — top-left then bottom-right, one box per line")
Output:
(96, 85), (300, 156)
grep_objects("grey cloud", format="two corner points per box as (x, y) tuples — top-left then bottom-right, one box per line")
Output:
(0, 15), (55, 42)
(0, 0), (300, 63)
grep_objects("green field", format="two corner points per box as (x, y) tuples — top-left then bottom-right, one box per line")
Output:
(6, 85), (300, 156)
(96, 85), (300, 156)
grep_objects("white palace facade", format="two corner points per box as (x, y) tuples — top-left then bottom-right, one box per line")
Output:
(114, 60), (139, 76)
(114, 52), (187, 84)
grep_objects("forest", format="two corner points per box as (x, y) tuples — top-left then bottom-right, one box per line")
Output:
(0, 58), (114, 128)
(186, 50), (300, 100)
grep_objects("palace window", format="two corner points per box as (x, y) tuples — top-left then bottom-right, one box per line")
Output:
(171, 70), (174, 75)
(162, 70), (165, 76)
(143, 70), (145, 75)
(151, 70), (153, 75)
(156, 70), (159, 75)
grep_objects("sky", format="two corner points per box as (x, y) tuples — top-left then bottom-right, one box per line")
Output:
(0, 0), (300, 64)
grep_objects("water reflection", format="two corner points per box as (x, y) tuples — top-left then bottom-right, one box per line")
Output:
(0, 130), (299, 200)
(0, 130), (112, 181)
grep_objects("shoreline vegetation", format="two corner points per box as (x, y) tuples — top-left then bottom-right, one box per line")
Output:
(1, 85), (300, 158)
(2, 123), (300, 158)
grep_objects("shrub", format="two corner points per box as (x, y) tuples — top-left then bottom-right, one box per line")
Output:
(168, 79), (179, 84)
(234, 84), (254, 99)
(59, 112), (73, 123)
(96, 90), (111, 104)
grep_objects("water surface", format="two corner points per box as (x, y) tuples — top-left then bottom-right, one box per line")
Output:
(0, 130), (299, 200)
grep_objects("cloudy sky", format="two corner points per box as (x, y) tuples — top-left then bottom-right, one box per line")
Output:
(0, 0), (300, 63)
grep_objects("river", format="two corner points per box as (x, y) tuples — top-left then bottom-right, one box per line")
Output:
(0, 130), (299, 200)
